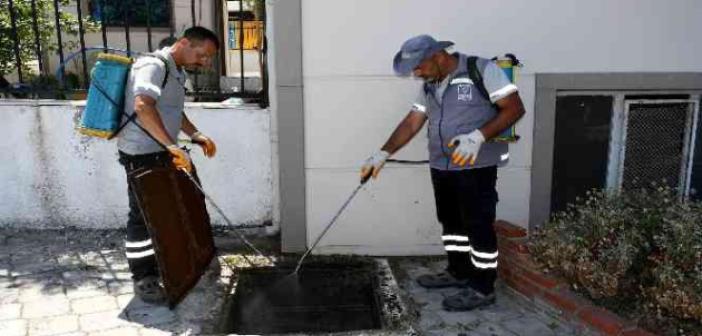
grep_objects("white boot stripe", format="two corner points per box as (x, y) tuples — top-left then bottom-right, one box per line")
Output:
(126, 249), (155, 259)
(442, 235), (470, 242)
(471, 257), (498, 269)
(445, 245), (472, 252)
(471, 249), (498, 259)
(125, 239), (152, 249)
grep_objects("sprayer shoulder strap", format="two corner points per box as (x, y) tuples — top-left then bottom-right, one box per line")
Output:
(466, 56), (491, 103)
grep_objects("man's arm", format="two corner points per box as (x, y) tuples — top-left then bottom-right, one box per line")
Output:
(360, 110), (427, 179)
(180, 112), (198, 137)
(478, 92), (525, 140)
(129, 60), (193, 172)
(380, 110), (428, 155)
(134, 94), (176, 147)
(130, 59), (176, 147)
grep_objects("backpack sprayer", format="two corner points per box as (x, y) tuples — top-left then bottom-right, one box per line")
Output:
(72, 48), (169, 139)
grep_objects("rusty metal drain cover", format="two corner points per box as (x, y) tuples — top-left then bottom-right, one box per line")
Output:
(220, 261), (383, 334)
(130, 166), (215, 308)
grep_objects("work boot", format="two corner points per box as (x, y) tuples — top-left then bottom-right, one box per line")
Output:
(133, 275), (166, 304)
(442, 287), (496, 311)
(416, 271), (470, 289)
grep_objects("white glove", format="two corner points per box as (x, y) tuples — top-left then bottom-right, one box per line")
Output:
(448, 130), (485, 167)
(360, 150), (390, 180)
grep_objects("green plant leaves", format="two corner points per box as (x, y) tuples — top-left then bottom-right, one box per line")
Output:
(530, 184), (702, 331)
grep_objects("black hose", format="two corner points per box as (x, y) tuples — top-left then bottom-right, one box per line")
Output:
(387, 159), (429, 165)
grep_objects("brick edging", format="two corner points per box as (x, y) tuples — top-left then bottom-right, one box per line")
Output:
(494, 220), (657, 336)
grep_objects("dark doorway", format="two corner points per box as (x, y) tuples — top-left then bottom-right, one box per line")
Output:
(551, 95), (613, 213)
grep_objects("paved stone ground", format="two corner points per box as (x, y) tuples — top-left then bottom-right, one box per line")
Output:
(390, 258), (594, 336)
(0, 228), (587, 336)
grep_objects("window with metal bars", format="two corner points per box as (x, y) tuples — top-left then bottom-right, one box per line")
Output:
(551, 93), (701, 213)
(89, 0), (171, 28)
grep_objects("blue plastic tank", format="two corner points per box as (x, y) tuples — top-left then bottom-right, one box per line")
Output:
(77, 53), (132, 138)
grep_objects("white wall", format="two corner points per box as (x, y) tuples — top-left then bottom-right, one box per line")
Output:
(264, 0), (281, 231)
(226, 51), (262, 77)
(301, 0), (702, 255)
(0, 100), (273, 229)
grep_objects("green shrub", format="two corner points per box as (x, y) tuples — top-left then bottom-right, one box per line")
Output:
(530, 184), (702, 333)
(63, 72), (81, 90)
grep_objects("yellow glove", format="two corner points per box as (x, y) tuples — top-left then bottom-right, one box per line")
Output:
(167, 145), (192, 173)
(191, 131), (217, 158)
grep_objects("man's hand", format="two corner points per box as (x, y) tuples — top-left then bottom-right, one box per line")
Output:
(167, 145), (192, 173)
(448, 130), (485, 166)
(360, 150), (390, 180)
(191, 132), (217, 158)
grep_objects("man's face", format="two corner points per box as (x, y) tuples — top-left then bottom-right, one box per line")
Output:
(412, 54), (442, 83)
(180, 39), (218, 72)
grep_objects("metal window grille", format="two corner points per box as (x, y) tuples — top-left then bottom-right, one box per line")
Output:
(617, 100), (700, 195)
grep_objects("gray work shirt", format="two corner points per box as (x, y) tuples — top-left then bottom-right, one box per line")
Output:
(117, 47), (187, 155)
(412, 55), (516, 110)
(410, 53), (518, 170)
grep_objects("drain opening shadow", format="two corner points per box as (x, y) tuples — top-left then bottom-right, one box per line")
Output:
(219, 262), (383, 334)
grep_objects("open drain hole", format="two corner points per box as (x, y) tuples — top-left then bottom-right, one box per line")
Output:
(219, 260), (384, 334)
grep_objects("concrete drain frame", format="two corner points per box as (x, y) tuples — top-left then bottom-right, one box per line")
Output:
(216, 256), (414, 335)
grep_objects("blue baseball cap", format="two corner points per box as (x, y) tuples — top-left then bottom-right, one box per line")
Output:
(393, 35), (454, 76)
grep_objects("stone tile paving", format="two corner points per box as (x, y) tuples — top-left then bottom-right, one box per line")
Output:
(390, 257), (597, 336)
(0, 228), (233, 336)
(0, 228), (591, 336)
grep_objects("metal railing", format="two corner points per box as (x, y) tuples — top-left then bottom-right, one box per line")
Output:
(0, 0), (268, 106)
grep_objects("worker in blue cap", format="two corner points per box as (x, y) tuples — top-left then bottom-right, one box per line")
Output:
(360, 34), (525, 311)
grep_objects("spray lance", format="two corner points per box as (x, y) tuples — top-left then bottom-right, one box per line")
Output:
(288, 172), (372, 276)
(175, 140), (274, 266)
